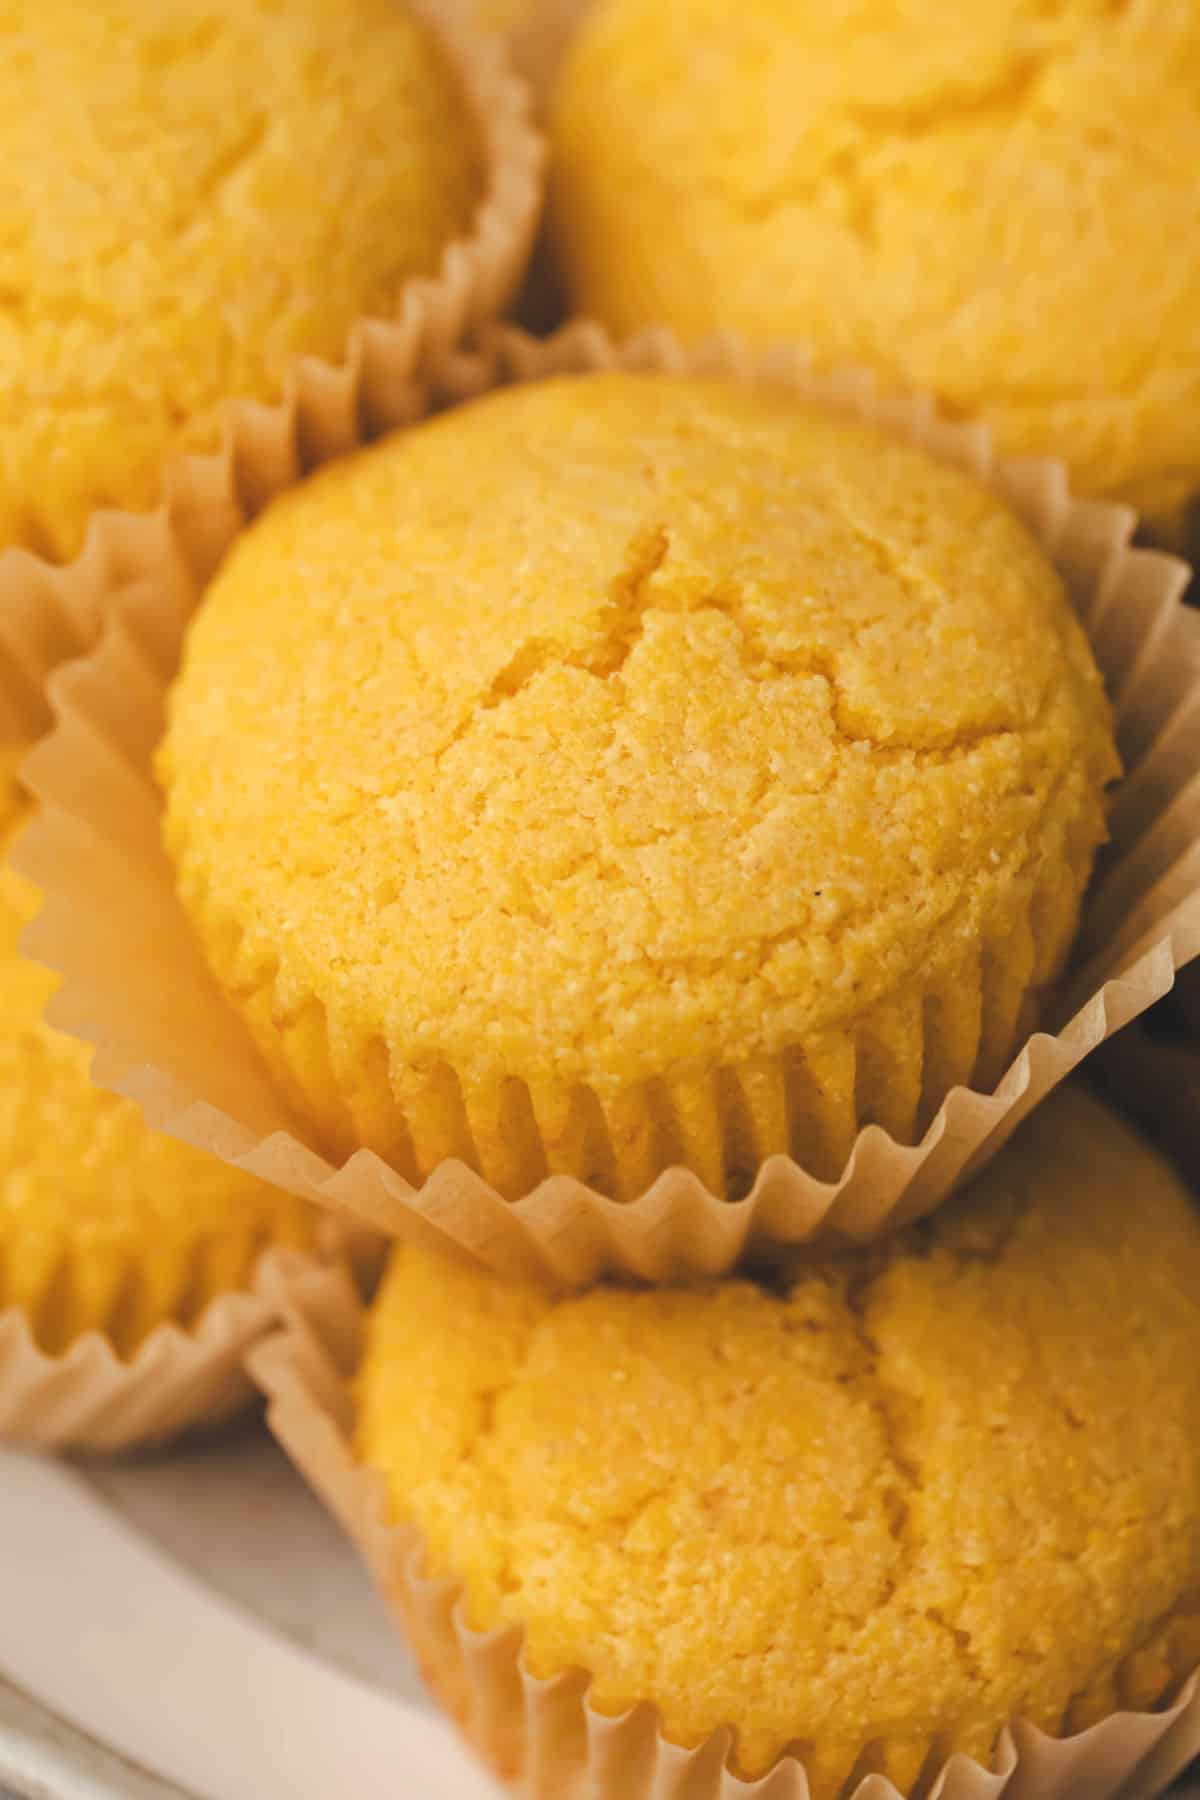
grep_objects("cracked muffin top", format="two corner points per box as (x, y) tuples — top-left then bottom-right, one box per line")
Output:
(159, 372), (1116, 1191)
(354, 1083), (1200, 1789)
(0, 755), (315, 1358)
(0, 0), (481, 561)
(551, 0), (1200, 524)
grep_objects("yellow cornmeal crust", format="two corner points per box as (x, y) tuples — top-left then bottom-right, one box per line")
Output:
(551, 0), (1200, 522)
(0, 0), (481, 563)
(0, 761), (314, 1359)
(159, 372), (1118, 1200)
(355, 1083), (1200, 1793)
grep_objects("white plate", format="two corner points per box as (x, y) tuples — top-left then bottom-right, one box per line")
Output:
(0, 1433), (1196, 1800)
(0, 1431), (501, 1800)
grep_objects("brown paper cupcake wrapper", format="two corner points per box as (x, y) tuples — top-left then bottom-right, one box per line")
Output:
(1092, 963), (1200, 1182)
(505, 0), (595, 105)
(0, 0), (544, 692)
(246, 1262), (1200, 1800)
(11, 322), (1200, 1282)
(431, 0), (589, 109)
(0, 1231), (361, 1455)
(0, 550), (122, 749)
(1093, 1026), (1200, 1192)
(432, 0), (585, 333)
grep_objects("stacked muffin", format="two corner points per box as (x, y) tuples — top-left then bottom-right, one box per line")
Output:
(0, 0), (488, 561)
(155, 363), (1191, 1795)
(550, 0), (1200, 537)
(1, 0), (1199, 1794)
(0, 750), (320, 1448)
(350, 1085), (1200, 1796)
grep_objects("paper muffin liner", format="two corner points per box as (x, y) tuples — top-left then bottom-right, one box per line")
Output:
(10, 321), (1200, 1283)
(504, 0), (594, 106)
(432, 0), (591, 110)
(444, 0), (588, 332)
(0, 599), (376, 1461)
(0, 1226), (365, 1455)
(1094, 1025), (1200, 1193)
(1093, 960), (1200, 1184)
(0, 535), (138, 750)
(246, 1261), (1200, 1800)
(174, 852), (1098, 1202)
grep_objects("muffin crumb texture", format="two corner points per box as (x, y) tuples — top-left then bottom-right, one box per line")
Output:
(356, 1085), (1200, 1791)
(0, 762), (314, 1357)
(552, 0), (1200, 518)
(161, 372), (1117, 1198)
(0, 0), (481, 560)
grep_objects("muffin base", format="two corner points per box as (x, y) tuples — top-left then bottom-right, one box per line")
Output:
(0, 1242), (354, 1454)
(248, 1259), (1200, 1800)
(176, 860), (1092, 1202)
(0, 1289), (264, 1454)
(12, 323), (1200, 1281)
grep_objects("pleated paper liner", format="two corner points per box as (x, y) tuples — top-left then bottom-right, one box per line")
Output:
(0, 0), (544, 706)
(1092, 964), (1200, 1183)
(10, 322), (1200, 1284)
(1094, 1021), (1200, 1193)
(246, 1256), (1200, 1800)
(0, 1229), (360, 1455)
(487, 0), (591, 333)
(430, 0), (590, 110)
(504, 0), (594, 107)
(0, 587), (375, 1460)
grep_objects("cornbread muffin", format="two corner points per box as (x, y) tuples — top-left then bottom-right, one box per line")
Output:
(0, 0), (481, 562)
(552, 0), (1200, 524)
(355, 1084), (1200, 1793)
(159, 371), (1117, 1200)
(0, 760), (315, 1359)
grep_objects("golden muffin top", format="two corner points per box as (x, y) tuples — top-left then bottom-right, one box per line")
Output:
(552, 0), (1200, 519)
(0, 763), (314, 1357)
(356, 1083), (1200, 1786)
(161, 371), (1116, 1119)
(0, 0), (481, 561)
